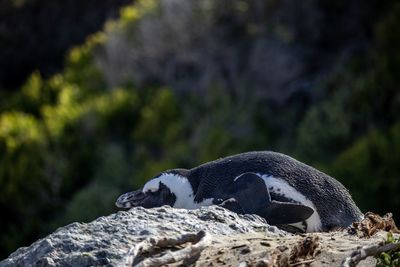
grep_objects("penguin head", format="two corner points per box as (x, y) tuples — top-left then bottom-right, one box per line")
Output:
(115, 169), (194, 209)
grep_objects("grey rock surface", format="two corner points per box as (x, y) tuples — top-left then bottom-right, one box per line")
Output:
(0, 206), (282, 267)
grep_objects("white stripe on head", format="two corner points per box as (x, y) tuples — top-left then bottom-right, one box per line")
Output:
(258, 174), (322, 232)
(143, 173), (213, 209)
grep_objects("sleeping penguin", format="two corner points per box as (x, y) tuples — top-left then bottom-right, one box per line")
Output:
(115, 151), (363, 232)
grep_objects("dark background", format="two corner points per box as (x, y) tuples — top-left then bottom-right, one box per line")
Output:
(1, 0), (399, 259)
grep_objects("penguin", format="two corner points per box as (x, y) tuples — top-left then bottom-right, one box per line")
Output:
(116, 151), (363, 232)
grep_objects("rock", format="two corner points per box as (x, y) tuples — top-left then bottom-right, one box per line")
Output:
(0, 206), (282, 267)
(0, 206), (394, 267)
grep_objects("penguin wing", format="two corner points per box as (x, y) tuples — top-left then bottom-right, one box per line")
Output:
(226, 172), (315, 225)
(227, 172), (271, 215)
(262, 200), (314, 225)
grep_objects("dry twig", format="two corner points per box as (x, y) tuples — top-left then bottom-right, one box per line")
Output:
(290, 258), (316, 266)
(341, 242), (400, 267)
(125, 230), (210, 267)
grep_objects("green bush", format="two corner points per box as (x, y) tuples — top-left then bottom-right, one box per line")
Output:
(376, 232), (400, 267)
(328, 123), (400, 215)
(296, 89), (352, 164)
(0, 112), (50, 253)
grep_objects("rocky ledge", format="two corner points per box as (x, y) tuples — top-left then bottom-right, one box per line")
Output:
(0, 206), (396, 267)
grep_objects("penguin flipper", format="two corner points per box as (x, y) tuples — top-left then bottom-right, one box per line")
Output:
(228, 172), (315, 226)
(263, 200), (314, 225)
(228, 172), (271, 215)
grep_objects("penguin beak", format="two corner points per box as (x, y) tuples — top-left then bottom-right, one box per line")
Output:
(115, 190), (146, 208)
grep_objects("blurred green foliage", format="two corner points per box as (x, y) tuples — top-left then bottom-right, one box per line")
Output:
(0, 0), (131, 90)
(295, 2), (400, 214)
(329, 124), (400, 214)
(1, 0), (400, 260)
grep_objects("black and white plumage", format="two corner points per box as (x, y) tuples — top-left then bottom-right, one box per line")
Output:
(116, 151), (363, 232)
